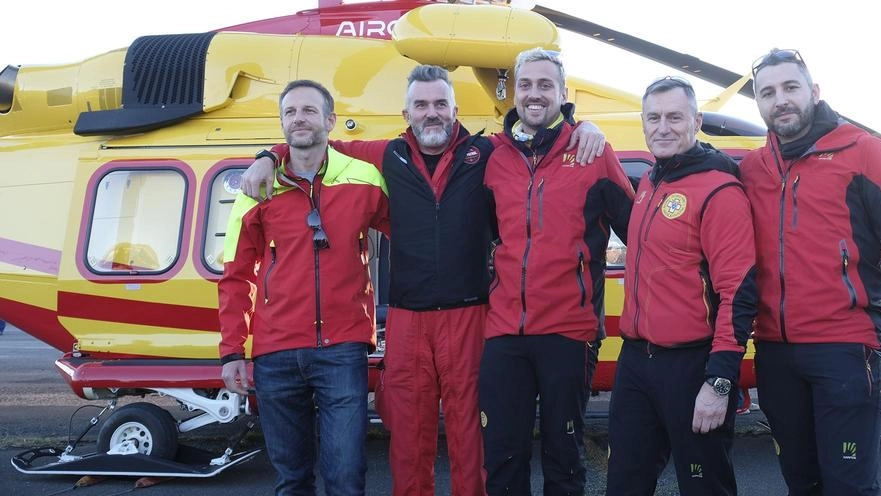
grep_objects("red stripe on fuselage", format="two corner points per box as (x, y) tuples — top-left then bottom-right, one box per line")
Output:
(0, 297), (75, 352)
(58, 292), (220, 331)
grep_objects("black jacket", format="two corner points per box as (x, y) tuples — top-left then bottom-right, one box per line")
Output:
(383, 125), (496, 310)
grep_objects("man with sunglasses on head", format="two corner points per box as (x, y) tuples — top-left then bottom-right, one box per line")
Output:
(217, 80), (390, 496)
(239, 64), (606, 496)
(742, 48), (881, 495)
(605, 76), (757, 496)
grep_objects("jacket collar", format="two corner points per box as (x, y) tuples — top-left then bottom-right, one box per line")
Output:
(650, 142), (740, 186)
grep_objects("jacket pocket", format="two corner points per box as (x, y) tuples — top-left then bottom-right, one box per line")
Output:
(839, 239), (857, 309)
(263, 240), (277, 304)
(358, 232), (369, 266)
(575, 252), (586, 308)
(537, 178), (545, 231)
(864, 346), (881, 397)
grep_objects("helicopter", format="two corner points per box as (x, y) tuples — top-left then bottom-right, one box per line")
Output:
(1, 0), (824, 478)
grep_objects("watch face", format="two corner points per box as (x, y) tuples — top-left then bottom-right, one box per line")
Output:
(713, 378), (732, 396)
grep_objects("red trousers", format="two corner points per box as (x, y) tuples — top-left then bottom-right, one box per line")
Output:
(377, 305), (487, 496)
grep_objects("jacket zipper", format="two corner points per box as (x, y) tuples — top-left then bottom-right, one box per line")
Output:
(264, 240), (277, 304)
(642, 192), (668, 242)
(310, 181), (323, 348)
(791, 174), (800, 229)
(631, 187), (666, 335)
(518, 153), (541, 334)
(776, 158), (790, 342)
(576, 252), (586, 307)
(840, 239), (858, 309)
(435, 201), (441, 307)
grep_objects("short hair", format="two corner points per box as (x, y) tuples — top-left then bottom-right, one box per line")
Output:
(642, 76), (698, 115)
(279, 80), (334, 116)
(751, 48), (813, 90)
(405, 65), (456, 107)
(514, 48), (566, 88)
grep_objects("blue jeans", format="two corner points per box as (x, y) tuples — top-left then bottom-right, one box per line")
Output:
(254, 343), (369, 496)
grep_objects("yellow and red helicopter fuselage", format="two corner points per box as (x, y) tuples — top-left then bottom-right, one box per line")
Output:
(0, 0), (763, 409)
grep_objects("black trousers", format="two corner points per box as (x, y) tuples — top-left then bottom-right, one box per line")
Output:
(606, 339), (737, 496)
(756, 341), (881, 496)
(479, 334), (588, 496)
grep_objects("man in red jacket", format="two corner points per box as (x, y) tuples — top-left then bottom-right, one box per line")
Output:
(606, 76), (757, 496)
(218, 80), (389, 495)
(479, 48), (634, 495)
(742, 48), (881, 496)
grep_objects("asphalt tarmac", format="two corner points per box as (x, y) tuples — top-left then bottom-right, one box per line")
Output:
(0, 324), (788, 495)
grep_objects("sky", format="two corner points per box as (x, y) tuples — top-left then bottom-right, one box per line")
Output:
(1, 0), (876, 132)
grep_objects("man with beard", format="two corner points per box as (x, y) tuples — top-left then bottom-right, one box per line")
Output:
(239, 65), (606, 495)
(742, 49), (881, 495)
(606, 76), (757, 496)
(218, 80), (390, 495)
(479, 48), (634, 495)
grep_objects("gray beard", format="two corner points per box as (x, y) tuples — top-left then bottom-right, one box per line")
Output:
(414, 124), (452, 149)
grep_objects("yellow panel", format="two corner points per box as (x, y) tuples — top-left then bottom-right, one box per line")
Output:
(604, 275), (625, 316)
(60, 316), (253, 359)
(0, 274), (57, 309)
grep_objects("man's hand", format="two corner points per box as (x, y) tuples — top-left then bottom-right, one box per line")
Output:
(692, 382), (729, 434)
(567, 121), (606, 165)
(241, 155), (277, 201)
(221, 359), (250, 396)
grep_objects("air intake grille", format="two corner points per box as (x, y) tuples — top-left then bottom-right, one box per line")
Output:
(125, 32), (214, 107)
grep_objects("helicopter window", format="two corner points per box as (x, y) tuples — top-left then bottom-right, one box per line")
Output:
(86, 169), (186, 274)
(603, 157), (652, 268)
(202, 167), (246, 274)
(606, 230), (626, 268)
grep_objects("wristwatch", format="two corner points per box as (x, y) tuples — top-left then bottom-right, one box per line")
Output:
(255, 149), (278, 166)
(705, 376), (732, 396)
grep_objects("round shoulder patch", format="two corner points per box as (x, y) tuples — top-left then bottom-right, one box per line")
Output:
(464, 146), (481, 165)
(662, 193), (687, 219)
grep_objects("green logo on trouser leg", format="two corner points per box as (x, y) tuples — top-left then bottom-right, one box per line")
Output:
(843, 441), (857, 460)
(690, 463), (703, 478)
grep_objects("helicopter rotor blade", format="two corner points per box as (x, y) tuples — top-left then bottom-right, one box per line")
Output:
(533, 4), (879, 137)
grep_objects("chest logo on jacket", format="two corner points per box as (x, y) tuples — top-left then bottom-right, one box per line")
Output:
(662, 193), (687, 220)
(464, 146), (481, 165)
(561, 153), (579, 168)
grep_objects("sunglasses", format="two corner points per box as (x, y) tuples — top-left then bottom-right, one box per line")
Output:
(650, 75), (693, 87)
(306, 205), (330, 251)
(751, 49), (805, 77)
(645, 75), (694, 94)
(275, 167), (330, 250)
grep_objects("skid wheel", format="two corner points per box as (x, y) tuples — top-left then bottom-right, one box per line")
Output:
(97, 402), (178, 459)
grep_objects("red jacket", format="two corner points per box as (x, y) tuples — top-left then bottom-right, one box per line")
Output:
(620, 143), (757, 380)
(483, 106), (634, 342)
(740, 111), (881, 347)
(218, 146), (389, 359)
